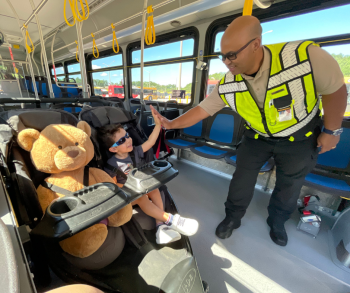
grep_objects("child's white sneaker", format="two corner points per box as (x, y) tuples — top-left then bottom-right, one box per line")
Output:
(156, 224), (181, 244)
(169, 214), (199, 236)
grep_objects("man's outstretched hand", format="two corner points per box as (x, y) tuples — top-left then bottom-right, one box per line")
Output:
(150, 105), (173, 129)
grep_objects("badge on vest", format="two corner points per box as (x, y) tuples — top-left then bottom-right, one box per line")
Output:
(271, 94), (294, 123)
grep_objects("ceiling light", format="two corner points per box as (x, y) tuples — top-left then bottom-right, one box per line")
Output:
(170, 21), (181, 28)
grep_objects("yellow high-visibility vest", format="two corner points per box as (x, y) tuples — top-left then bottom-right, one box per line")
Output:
(218, 41), (322, 137)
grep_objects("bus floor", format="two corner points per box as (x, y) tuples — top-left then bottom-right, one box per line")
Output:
(167, 157), (350, 293)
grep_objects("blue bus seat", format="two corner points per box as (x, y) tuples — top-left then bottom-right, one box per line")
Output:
(166, 118), (207, 150)
(224, 153), (275, 173)
(35, 81), (41, 96)
(190, 108), (244, 159)
(65, 84), (80, 97)
(41, 81), (48, 96)
(52, 84), (62, 98)
(304, 120), (350, 197)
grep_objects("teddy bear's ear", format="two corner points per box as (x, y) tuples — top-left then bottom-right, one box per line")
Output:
(77, 121), (91, 137)
(17, 129), (40, 152)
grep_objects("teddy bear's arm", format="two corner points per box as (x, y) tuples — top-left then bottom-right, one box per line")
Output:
(89, 167), (116, 184)
(37, 184), (61, 213)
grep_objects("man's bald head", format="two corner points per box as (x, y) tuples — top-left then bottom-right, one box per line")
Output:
(220, 16), (264, 75)
(222, 16), (262, 48)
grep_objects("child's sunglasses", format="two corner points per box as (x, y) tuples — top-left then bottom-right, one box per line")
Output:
(111, 132), (130, 148)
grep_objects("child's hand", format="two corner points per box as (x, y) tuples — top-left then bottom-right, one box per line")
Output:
(152, 109), (161, 126)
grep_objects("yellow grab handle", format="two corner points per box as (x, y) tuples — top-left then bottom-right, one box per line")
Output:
(91, 33), (99, 58)
(75, 40), (79, 62)
(75, 0), (89, 21)
(145, 5), (156, 45)
(23, 24), (34, 54)
(243, 0), (254, 15)
(64, 0), (75, 27)
(64, 0), (89, 27)
(111, 24), (119, 54)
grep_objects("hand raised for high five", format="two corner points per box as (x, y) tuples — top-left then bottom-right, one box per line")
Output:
(150, 105), (174, 129)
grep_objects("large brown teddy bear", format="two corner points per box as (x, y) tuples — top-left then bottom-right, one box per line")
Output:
(17, 121), (132, 258)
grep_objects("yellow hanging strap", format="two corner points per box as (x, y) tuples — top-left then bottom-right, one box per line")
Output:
(111, 24), (119, 54)
(243, 0), (254, 15)
(75, 40), (79, 62)
(91, 33), (99, 58)
(23, 25), (34, 54)
(64, 0), (90, 27)
(75, 0), (90, 21)
(145, 5), (156, 45)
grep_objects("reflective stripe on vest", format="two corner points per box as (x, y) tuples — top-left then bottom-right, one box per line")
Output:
(218, 41), (321, 137)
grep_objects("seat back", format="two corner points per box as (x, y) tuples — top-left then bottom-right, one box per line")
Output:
(79, 106), (151, 169)
(136, 102), (160, 137)
(129, 99), (141, 115)
(204, 108), (244, 146)
(52, 84), (62, 98)
(35, 81), (41, 95)
(66, 84), (80, 97)
(316, 120), (350, 173)
(25, 76), (32, 92)
(161, 100), (180, 121)
(0, 109), (78, 228)
(177, 108), (207, 139)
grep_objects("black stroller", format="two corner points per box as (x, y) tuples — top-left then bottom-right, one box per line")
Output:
(0, 100), (208, 293)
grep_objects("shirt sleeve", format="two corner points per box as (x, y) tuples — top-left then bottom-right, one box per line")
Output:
(135, 145), (144, 160)
(198, 83), (226, 116)
(308, 45), (344, 95)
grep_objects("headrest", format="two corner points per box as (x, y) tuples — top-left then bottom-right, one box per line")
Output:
(80, 106), (136, 129)
(0, 109), (78, 133)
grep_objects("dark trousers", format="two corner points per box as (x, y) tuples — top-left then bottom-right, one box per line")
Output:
(225, 131), (320, 226)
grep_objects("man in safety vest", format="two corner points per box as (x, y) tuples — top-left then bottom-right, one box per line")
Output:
(151, 16), (347, 246)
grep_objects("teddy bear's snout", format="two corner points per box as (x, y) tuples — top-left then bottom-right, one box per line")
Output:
(67, 150), (79, 158)
(54, 146), (87, 171)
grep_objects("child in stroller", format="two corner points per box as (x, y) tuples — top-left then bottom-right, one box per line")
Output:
(98, 111), (199, 245)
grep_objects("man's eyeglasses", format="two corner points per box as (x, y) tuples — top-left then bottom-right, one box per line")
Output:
(218, 38), (257, 62)
(111, 132), (130, 148)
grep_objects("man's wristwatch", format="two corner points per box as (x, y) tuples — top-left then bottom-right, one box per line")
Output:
(323, 127), (343, 136)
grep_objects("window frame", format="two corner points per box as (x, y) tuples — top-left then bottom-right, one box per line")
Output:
(86, 48), (124, 97)
(126, 26), (199, 108)
(200, 0), (350, 102)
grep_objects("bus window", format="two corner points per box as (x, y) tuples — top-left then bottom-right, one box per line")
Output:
(68, 74), (82, 86)
(51, 66), (64, 75)
(206, 59), (227, 98)
(322, 43), (350, 117)
(131, 62), (194, 103)
(132, 39), (195, 64)
(91, 69), (124, 98)
(67, 62), (81, 85)
(91, 54), (123, 69)
(129, 29), (197, 105)
(90, 54), (124, 97)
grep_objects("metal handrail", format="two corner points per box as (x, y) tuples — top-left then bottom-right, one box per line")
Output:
(20, 0), (49, 30)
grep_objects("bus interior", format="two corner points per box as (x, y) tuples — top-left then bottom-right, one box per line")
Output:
(0, 0), (350, 292)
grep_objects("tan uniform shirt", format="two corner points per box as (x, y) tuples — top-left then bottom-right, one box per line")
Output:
(199, 45), (344, 116)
